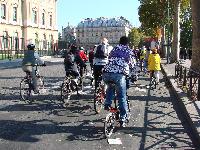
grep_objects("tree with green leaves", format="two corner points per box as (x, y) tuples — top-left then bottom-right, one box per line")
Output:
(138, 0), (191, 63)
(180, 5), (192, 53)
(138, 0), (171, 36)
(128, 27), (144, 48)
(58, 32), (62, 41)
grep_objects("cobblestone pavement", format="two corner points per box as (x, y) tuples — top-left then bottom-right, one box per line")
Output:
(0, 58), (197, 150)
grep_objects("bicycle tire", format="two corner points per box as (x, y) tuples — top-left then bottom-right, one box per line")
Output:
(61, 82), (71, 103)
(94, 85), (104, 114)
(104, 112), (116, 138)
(20, 78), (31, 101)
(152, 77), (157, 89)
(37, 76), (44, 91)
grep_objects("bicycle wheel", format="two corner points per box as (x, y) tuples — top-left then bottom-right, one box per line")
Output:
(94, 84), (105, 113)
(104, 112), (116, 138)
(61, 82), (71, 103)
(37, 76), (44, 92)
(20, 78), (31, 101)
(152, 77), (156, 89)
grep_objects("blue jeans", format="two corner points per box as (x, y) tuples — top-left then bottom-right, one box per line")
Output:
(103, 73), (128, 121)
(143, 60), (148, 74)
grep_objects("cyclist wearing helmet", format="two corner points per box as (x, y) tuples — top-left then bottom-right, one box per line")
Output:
(22, 43), (46, 93)
(64, 45), (86, 80)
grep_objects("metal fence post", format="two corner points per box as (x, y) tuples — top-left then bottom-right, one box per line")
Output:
(189, 71), (193, 95)
(198, 76), (200, 100)
(179, 66), (183, 82)
(183, 68), (187, 87)
(175, 64), (177, 77)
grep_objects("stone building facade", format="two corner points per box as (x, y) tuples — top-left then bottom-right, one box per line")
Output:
(62, 24), (76, 48)
(0, 0), (58, 51)
(76, 17), (132, 49)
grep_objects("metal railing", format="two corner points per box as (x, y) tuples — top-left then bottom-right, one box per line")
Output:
(175, 62), (200, 101)
(0, 36), (58, 60)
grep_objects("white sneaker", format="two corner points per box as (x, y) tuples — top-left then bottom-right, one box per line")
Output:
(31, 92), (38, 96)
(39, 88), (47, 94)
(74, 79), (78, 85)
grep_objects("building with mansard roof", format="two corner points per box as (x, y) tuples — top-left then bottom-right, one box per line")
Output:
(62, 24), (76, 47)
(0, 0), (58, 52)
(76, 16), (132, 49)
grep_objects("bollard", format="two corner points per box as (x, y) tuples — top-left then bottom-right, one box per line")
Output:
(179, 66), (183, 82)
(189, 71), (193, 97)
(175, 65), (177, 77)
(183, 68), (187, 87)
(198, 77), (200, 101)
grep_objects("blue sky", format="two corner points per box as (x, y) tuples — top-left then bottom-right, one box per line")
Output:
(57, 0), (141, 32)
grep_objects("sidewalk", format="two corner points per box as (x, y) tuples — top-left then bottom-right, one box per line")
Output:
(161, 58), (200, 143)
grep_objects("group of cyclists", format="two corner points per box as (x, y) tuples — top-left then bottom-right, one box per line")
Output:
(21, 36), (161, 127)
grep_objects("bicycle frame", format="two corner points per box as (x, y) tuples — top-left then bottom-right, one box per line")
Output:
(94, 76), (106, 114)
(61, 74), (79, 104)
(149, 70), (157, 89)
(20, 65), (44, 102)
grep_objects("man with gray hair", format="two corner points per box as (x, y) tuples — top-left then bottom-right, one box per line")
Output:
(93, 37), (113, 90)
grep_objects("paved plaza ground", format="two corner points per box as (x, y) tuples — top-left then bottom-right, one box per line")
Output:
(0, 58), (199, 149)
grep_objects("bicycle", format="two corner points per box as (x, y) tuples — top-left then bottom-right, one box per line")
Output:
(94, 75), (106, 114)
(104, 81), (130, 138)
(149, 70), (157, 90)
(77, 64), (87, 91)
(20, 65), (44, 103)
(60, 73), (79, 105)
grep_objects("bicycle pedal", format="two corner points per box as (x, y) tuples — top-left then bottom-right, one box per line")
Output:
(63, 102), (69, 108)
(31, 92), (38, 96)
(39, 89), (46, 94)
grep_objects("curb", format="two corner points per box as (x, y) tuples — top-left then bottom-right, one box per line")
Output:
(161, 63), (200, 147)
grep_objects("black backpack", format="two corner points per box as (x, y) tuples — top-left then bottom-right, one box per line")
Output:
(64, 52), (74, 65)
(94, 45), (108, 58)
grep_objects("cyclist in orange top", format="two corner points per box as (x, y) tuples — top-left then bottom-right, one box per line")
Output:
(148, 48), (161, 84)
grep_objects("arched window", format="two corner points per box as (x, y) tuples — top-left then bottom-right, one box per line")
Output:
(3, 31), (8, 49)
(32, 8), (37, 24)
(13, 6), (17, 21)
(43, 34), (47, 49)
(49, 15), (52, 26)
(35, 33), (39, 48)
(50, 35), (53, 49)
(42, 12), (45, 25)
(1, 4), (6, 19)
(14, 32), (19, 50)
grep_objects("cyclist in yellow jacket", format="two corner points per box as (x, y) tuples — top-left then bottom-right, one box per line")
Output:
(148, 48), (161, 84)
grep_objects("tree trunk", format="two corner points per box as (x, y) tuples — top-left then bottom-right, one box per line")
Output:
(161, 26), (167, 58)
(191, 0), (200, 71)
(171, 0), (180, 63)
